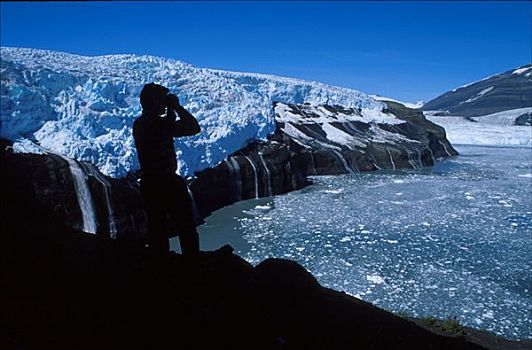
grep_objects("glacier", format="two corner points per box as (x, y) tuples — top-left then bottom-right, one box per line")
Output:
(1, 47), (384, 178)
(426, 108), (532, 147)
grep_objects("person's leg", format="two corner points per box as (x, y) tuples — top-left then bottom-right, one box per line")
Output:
(167, 175), (199, 257)
(141, 176), (169, 257)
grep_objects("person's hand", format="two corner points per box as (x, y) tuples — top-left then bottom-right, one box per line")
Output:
(166, 93), (180, 109)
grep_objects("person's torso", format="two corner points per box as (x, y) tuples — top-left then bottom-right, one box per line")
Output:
(133, 115), (177, 175)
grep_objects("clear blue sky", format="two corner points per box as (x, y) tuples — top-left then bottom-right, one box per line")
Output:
(1, 1), (530, 102)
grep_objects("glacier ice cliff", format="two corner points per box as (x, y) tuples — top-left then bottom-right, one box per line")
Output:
(1, 47), (384, 178)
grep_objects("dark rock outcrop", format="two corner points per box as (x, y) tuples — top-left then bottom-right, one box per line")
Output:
(191, 101), (457, 218)
(422, 64), (532, 117)
(514, 111), (532, 126)
(0, 139), (148, 239)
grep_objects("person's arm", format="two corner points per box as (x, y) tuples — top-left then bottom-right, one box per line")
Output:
(166, 94), (201, 137)
(173, 105), (201, 137)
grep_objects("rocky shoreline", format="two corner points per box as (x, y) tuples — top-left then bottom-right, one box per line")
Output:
(0, 190), (489, 350)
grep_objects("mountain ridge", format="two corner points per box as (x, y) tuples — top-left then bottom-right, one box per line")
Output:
(422, 64), (532, 117)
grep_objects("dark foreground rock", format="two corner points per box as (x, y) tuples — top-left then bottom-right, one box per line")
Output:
(1, 167), (497, 350)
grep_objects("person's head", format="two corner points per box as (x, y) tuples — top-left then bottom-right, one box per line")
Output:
(140, 83), (169, 116)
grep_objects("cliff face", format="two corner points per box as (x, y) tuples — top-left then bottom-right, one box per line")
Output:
(0, 99), (456, 237)
(1, 139), (147, 238)
(192, 101), (456, 218)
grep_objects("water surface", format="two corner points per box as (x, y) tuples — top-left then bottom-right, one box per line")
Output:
(173, 145), (532, 339)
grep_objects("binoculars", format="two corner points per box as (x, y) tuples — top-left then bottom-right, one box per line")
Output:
(166, 93), (180, 109)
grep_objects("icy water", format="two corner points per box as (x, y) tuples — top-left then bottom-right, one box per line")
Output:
(173, 145), (532, 339)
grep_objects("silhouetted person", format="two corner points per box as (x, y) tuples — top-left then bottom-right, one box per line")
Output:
(133, 83), (201, 260)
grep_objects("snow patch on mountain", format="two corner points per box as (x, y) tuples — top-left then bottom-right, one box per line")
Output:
(370, 95), (424, 109)
(275, 103), (415, 153)
(450, 75), (495, 93)
(1, 47), (384, 178)
(275, 103), (402, 125)
(459, 86), (494, 105)
(512, 66), (532, 76)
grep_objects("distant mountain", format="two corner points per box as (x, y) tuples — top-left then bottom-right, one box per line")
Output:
(423, 64), (532, 117)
